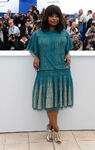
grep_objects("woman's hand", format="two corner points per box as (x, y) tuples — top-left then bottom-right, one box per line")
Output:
(64, 53), (71, 67)
(33, 55), (40, 71)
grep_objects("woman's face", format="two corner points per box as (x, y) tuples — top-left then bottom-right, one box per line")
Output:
(48, 14), (59, 27)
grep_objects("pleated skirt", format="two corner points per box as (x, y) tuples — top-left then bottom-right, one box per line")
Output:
(32, 69), (74, 110)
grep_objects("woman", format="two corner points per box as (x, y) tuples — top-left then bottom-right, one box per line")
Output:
(27, 5), (74, 144)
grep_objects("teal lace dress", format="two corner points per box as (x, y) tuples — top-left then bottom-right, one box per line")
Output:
(27, 29), (74, 110)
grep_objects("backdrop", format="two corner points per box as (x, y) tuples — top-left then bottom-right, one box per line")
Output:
(19, 0), (37, 14)
(0, 0), (94, 14)
(0, 0), (37, 14)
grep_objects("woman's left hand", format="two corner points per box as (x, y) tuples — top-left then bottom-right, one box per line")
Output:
(64, 53), (71, 67)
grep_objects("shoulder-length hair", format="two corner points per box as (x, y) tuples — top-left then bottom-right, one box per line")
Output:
(41, 5), (64, 33)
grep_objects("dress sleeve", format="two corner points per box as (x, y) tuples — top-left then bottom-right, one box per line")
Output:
(65, 31), (73, 55)
(27, 31), (39, 58)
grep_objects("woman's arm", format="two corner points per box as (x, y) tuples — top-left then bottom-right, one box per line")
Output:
(64, 53), (71, 67)
(32, 54), (40, 71)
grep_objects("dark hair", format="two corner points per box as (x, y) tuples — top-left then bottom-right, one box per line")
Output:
(65, 14), (70, 19)
(25, 20), (30, 23)
(21, 34), (27, 38)
(40, 8), (45, 21)
(41, 5), (64, 33)
(88, 10), (92, 14)
(27, 11), (31, 14)
(91, 22), (95, 26)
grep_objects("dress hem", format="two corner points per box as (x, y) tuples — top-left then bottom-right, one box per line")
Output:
(32, 104), (74, 111)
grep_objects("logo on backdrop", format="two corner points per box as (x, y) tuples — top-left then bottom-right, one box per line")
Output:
(0, 0), (19, 13)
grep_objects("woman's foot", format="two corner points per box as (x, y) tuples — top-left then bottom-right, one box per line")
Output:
(46, 124), (53, 142)
(54, 130), (62, 144)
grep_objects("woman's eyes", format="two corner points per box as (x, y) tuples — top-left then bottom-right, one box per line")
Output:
(51, 15), (59, 18)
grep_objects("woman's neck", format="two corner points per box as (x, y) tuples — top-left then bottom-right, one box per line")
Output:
(49, 26), (56, 31)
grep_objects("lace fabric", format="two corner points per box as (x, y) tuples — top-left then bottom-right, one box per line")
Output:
(27, 29), (73, 70)
(27, 29), (74, 110)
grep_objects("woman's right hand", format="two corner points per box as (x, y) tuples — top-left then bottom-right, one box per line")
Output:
(33, 56), (40, 71)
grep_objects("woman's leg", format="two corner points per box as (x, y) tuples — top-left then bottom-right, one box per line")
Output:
(47, 110), (59, 132)
(46, 110), (62, 143)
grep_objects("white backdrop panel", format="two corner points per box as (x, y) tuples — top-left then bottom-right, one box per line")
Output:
(37, 0), (95, 14)
(0, 0), (19, 13)
(0, 51), (95, 132)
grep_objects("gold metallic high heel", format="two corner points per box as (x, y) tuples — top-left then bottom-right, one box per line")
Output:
(46, 124), (53, 142)
(54, 131), (62, 144)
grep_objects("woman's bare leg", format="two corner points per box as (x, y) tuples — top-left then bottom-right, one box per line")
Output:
(47, 110), (59, 132)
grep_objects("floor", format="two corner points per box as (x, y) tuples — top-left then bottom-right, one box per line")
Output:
(0, 130), (95, 150)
